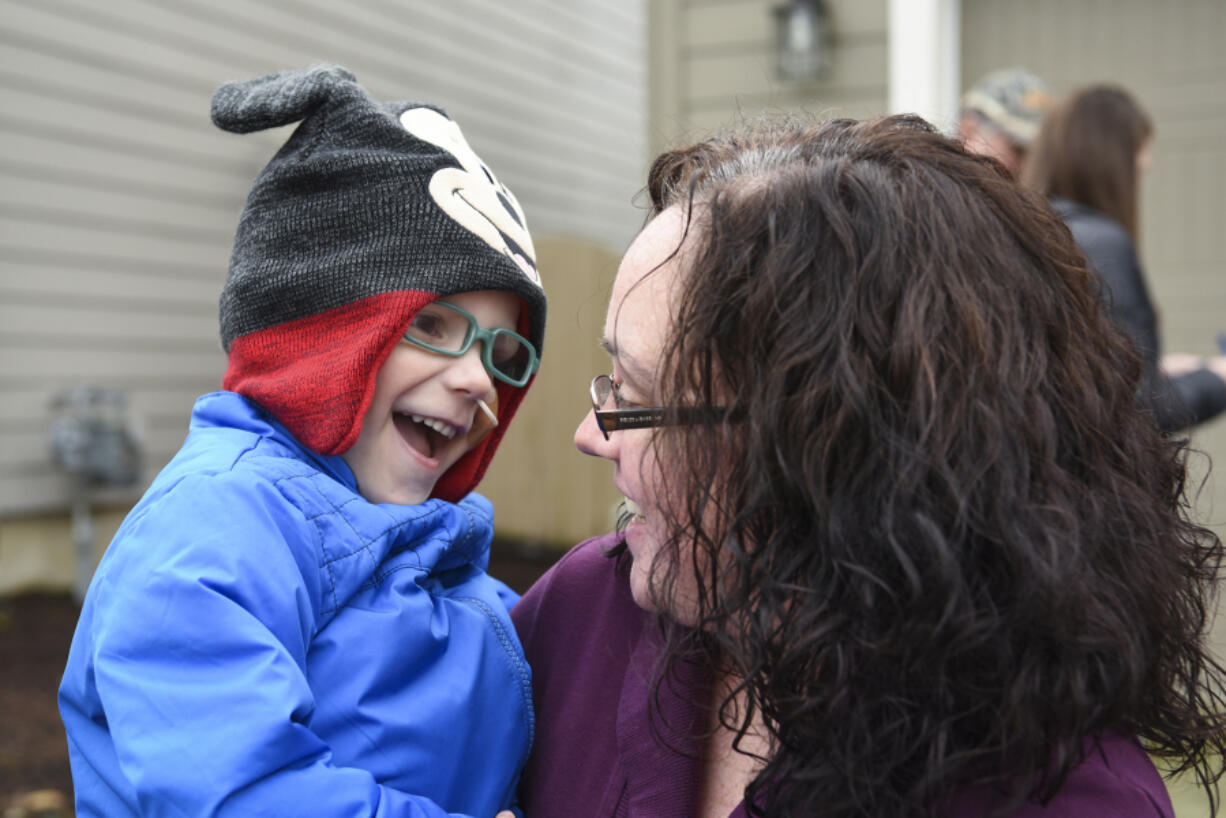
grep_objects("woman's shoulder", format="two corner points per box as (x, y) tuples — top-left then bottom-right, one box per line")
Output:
(1045, 732), (1173, 816)
(1048, 197), (1142, 296)
(950, 732), (1173, 817)
(513, 533), (628, 611)
(512, 533), (640, 649)
(1048, 197), (1134, 254)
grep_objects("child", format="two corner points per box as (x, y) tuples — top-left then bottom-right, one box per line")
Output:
(58, 65), (545, 818)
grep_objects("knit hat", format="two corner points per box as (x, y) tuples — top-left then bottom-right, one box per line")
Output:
(960, 68), (1050, 146)
(212, 64), (546, 502)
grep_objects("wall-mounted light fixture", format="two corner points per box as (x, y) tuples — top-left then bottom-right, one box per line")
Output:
(774, 0), (831, 82)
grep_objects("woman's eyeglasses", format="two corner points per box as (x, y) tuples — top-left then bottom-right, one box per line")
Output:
(404, 300), (539, 387)
(588, 374), (726, 440)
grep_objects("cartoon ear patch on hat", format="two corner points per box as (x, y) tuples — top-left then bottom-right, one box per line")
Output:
(399, 108), (540, 286)
(212, 64), (358, 134)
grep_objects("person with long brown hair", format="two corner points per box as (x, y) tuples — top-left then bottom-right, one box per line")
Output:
(1024, 84), (1226, 431)
(512, 115), (1226, 817)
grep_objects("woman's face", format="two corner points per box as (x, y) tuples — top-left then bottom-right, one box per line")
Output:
(1136, 138), (1153, 176)
(574, 206), (701, 619)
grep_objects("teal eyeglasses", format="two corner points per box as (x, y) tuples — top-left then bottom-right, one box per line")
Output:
(404, 300), (539, 387)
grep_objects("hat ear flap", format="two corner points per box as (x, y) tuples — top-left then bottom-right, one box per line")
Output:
(211, 64), (357, 134)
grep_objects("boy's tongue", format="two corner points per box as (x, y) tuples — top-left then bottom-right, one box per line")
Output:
(394, 413), (436, 458)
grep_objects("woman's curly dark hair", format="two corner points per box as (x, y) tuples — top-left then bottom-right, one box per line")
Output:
(633, 114), (1226, 817)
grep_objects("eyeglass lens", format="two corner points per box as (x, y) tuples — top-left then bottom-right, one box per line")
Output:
(592, 375), (614, 408)
(406, 302), (534, 382)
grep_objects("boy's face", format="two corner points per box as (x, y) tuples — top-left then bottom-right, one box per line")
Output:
(342, 289), (520, 505)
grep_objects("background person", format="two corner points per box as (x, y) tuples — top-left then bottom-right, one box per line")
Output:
(58, 65), (542, 818)
(1024, 84), (1226, 431)
(957, 67), (1050, 178)
(513, 115), (1226, 817)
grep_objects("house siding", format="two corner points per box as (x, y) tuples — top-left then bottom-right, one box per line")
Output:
(649, 0), (889, 156)
(0, 0), (646, 528)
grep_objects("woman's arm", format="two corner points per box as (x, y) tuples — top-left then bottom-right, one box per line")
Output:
(1070, 213), (1226, 430)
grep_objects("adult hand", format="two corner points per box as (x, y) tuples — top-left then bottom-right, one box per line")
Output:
(1204, 355), (1226, 383)
(1162, 352), (1206, 376)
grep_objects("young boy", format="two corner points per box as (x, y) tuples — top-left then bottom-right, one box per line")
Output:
(58, 65), (545, 818)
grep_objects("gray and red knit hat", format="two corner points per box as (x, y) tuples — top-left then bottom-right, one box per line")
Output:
(212, 64), (546, 502)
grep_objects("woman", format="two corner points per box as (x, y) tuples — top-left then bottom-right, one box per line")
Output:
(1023, 84), (1226, 431)
(512, 115), (1226, 816)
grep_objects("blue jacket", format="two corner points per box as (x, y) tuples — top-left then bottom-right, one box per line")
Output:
(59, 391), (534, 818)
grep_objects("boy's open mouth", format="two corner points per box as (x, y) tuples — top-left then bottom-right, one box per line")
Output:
(393, 412), (459, 459)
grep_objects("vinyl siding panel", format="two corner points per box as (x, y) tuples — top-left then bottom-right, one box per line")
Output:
(649, 0), (889, 155)
(0, 0), (647, 519)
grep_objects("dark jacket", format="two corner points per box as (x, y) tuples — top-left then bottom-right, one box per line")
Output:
(1051, 197), (1226, 432)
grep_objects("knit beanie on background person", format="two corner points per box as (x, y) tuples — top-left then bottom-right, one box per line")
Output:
(211, 64), (546, 503)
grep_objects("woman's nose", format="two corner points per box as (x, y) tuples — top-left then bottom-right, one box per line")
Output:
(574, 409), (614, 458)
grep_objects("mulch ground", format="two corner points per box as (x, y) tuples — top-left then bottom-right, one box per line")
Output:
(0, 542), (560, 814)
(0, 592), (78, 813)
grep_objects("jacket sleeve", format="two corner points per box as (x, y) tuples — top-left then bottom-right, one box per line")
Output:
(1147, 367), (1226, 432)
(1071, 215), (1226, 432)
(83, 473), (478, 818)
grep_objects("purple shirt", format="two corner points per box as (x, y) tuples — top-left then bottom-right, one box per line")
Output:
(512, 534), (1175, 817)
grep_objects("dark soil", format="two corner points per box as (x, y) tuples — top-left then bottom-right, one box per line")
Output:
(0, 592), (78, 812)
(0, 541), (560, 811)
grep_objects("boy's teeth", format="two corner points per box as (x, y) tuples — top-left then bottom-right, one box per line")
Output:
(409, 414), (457, 440)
